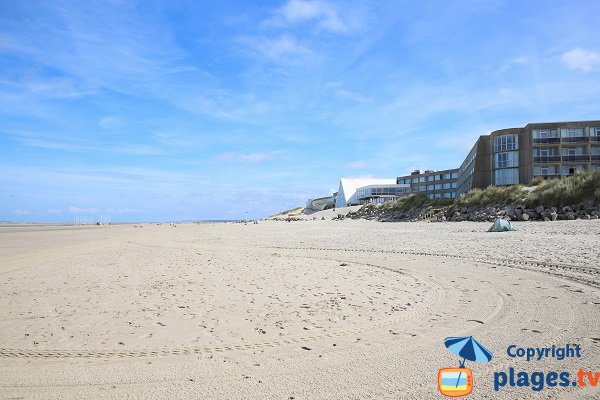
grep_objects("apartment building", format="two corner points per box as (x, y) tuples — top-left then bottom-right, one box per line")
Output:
(396, 168), (459, 199)
(456, 120), (600, 195)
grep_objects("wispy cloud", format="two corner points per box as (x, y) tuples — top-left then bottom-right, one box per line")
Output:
(7, 129), (167, 156)
(217, 150), (288, 163)
(560, 48), (600, 72)
(271, 0), (349, 33)
(240, 34), (315, 64)
(68, 206), (138, 214)
(346, 160), (368, 169)
(99, 116), (121, 130)
(325, 82), (367, 102)
(11, 209), (30, 216)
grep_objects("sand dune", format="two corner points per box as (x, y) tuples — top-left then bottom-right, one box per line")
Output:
(0, 221), (598, 399)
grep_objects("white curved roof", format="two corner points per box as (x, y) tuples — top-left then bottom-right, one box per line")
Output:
(336, 178), (396, 208)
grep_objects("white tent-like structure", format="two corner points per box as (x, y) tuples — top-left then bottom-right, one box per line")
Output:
(335, 178), (397, 208)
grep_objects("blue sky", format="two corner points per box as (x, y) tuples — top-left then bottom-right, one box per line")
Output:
(1, 0), (599, 221)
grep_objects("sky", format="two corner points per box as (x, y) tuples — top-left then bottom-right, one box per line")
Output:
(1, 0), (600, 222)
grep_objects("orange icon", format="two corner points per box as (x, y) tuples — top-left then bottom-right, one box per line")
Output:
(438, 368), (473, 397)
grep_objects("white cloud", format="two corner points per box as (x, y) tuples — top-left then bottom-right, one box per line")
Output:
(68, 206), (136, 214)
(278, 0), (347, 33)
(347, 160), (368, 169)
(47, 209), (62, 213)
(217, 150), (289, 163)
(560, 48), (600, 72)
(11, 209), (30, 216)
(69, 206), (99, 214)
(498, 56), (530, 73)
(324, 81), (367, 102)
(217, 152), (271, 163)
(99, 116), (121, 129)
(241, 35), (314, 63)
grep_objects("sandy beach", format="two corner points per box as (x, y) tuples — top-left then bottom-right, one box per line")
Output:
(0, 220), (598, 399)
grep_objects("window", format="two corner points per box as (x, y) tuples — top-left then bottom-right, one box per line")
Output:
(451, 172), (459, 179)
(419, 185), (427, 192)
(592, 165), (600, 172)
(427, 193), (434, 199)
(427, 175), (434, 182)
(533, 148), (558, 156)
(443, 183), (451, 189)
(591, 128), (600, 137)
(591, 147), (600, 155)
(561, 147), (584, 156)
(494, 168), (519, 185)
(434, 184), (442, 190)
(560, 128), (584, 138)
(427, 185), (434, 191)
(418, 176), (426, 183)
(494, 135), (518, 152)
(495, 151), (519, 168)
(533, 129), (558, 139)
(561, 165), (584, 175)
(534, 166), (557, 176)
(451, 182), (457, 189)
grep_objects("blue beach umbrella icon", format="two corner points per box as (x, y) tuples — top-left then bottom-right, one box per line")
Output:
(444, 336), (493, 388)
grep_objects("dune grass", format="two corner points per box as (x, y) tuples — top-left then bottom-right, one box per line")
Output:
(525, 171), (600, 207)
(455, 185), (527, 208)
(455, 171), (600, 208)
(268, 207), (304, 218)
(381, 193), (454, 213)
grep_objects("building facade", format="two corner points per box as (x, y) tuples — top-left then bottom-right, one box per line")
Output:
(305, 195), (336, 212)
(396, 169), (459, 199)
(456, 120), (600, 195)
(335, 178), (397, 208)
(353, 184), (412, 205)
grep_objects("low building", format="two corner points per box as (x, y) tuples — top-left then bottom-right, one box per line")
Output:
(335, 178), (397, 208)
(352, 184), (412, 205)
(396, 169), (459, 199)
(305, 195), (336, 212)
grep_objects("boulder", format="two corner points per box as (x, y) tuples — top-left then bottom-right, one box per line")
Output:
(565, 212), (576, 220)
(519, 213), (530, 221)
(562, 206), (574, 213)
(535, 206), (545, 214)
(550, 212), (558, 221)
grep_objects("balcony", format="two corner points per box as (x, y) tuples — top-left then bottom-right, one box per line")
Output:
(592, 155), (600, 161)
(562, 155), (590, 162)
(561, 136), (589, 143)
(533, 137), (560, 144)
(534, 174), (561, 180)
(533, 156), (561, 163)
(591, 136), (600, 143)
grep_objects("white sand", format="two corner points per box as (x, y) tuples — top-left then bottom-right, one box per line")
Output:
(0, 220), (598, 399)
